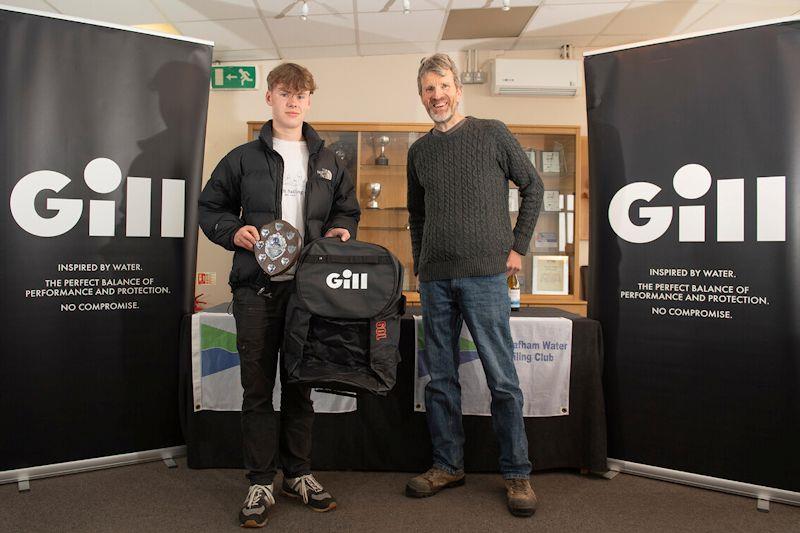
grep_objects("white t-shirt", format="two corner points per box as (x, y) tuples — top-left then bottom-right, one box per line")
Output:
(272, 137), (309, 280)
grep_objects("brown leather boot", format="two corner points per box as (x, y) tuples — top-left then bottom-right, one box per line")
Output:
(405, 467), (465, 497)
(505, 478), (537, 516)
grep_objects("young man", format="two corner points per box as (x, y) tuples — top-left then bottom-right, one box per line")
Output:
(405, 54), (544, 517)
(199, 63), (360, 528)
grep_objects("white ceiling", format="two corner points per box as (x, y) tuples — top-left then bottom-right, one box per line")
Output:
(4, 0), (800, 60)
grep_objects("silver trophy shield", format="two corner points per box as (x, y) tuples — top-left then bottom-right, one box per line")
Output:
(254, 219), (303, 277)
(366, 182), (381, 209)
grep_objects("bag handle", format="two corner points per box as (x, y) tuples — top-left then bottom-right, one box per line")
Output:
(305, 254), (393, 265)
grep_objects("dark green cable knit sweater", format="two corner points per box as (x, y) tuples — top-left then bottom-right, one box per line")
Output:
(407, 117), (544, 282)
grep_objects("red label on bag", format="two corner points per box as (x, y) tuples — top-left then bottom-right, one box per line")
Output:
(375, 321), (387, 341)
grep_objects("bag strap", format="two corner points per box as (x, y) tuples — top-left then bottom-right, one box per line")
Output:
(313, 388), (358, 398)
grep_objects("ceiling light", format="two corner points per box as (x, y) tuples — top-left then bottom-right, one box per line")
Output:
(501, 0), (510, 11)
(300, 1), (309, 20)
(403, 0), (411, 14)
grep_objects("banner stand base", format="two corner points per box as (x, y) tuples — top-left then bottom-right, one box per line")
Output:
(607, 458), (800, 509)
(0, 445), (186, 488)
(602, 469), (619, 480)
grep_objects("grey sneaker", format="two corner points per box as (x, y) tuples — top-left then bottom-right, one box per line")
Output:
(505, 478), (537, 517)
(239, 483), (275, 528)
(405, 467), (465, 498)
(281, 474), (337, 512)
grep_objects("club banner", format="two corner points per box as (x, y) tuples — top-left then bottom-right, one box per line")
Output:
(585, 19), (800, 493)
(190, 312), (357, 413)
(414, 316), (572, 417)
(0, 8), (211, 471)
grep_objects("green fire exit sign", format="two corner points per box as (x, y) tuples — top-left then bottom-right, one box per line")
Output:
(211, 66), (257, 90)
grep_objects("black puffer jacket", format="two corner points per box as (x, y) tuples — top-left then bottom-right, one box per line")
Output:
(199, 121), (361, 290)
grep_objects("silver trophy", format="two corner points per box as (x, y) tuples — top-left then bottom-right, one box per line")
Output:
(254, 219), (302, 277)
(366, 182), (382, 209)
(375, 135), (390, 165)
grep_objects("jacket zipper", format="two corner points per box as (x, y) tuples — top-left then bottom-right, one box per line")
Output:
(272, 150), (284, 220)
(304, 151), (316, 239)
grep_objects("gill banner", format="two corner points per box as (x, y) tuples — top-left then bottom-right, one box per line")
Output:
(585, 20), (799, 492)
(0, 8), (211, 471)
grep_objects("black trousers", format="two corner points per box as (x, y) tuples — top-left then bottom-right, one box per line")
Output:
(232, 283), (314, 485)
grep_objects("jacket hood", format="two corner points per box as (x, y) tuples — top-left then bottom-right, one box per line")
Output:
(258, 120), (324, 154)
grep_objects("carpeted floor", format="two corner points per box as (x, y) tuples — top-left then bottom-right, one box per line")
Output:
(1, 458), (798, 532)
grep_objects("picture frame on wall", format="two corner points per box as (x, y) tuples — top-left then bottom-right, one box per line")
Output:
(532, 255), (569, 295)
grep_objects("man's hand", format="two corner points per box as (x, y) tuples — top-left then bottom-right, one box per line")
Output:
(324, 228), (351, 241)
(505, 250), (522, 277)
(233, 225), (260, 251)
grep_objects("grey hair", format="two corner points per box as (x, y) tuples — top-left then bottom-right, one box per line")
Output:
(417, 53), (462, 95)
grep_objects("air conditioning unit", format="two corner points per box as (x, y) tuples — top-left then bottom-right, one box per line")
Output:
(491, 59), (581, 97)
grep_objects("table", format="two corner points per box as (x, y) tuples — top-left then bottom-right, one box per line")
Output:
(179, 307), (607, 473)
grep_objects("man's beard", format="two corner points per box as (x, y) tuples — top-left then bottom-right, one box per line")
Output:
(428, 103), (454, 124)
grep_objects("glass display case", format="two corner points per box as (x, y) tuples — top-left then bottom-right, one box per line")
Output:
(247, 122), (586, 315)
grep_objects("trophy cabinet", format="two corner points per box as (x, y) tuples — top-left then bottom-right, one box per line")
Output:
(247, 121), (587, 315)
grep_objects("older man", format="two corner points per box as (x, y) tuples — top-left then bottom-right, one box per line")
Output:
(405, 53), (544, 517)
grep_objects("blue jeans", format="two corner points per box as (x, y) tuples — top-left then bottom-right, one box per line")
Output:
(419, 273), (531, 479)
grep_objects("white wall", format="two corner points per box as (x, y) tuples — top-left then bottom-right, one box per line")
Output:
(197, 49), (589, 306)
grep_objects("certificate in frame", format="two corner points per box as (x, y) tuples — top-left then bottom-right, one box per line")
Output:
(542, 190), (560, 212)
(532, 255), (569, 295)
(541, 150), (561, 176)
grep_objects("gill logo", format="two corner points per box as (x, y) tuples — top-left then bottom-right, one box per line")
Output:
(375, 321), (387, 341)
(10, 157), (185, 238)
(325, 269), (368, 289)
(608, 164), (785, 243)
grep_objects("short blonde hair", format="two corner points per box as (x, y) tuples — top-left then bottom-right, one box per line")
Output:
(417, 53), (462, 95)
(267, 62), (317, 93)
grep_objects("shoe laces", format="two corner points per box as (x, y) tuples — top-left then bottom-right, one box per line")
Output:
(422, 468), (440, 482)
(291, 474), (324, 504)
(508, 478), (531, 495)
(245, 483), (275, 508)
(422, 467), (450, 483)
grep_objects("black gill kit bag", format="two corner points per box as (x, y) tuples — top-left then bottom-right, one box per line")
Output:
(282, 238), (406, 396)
